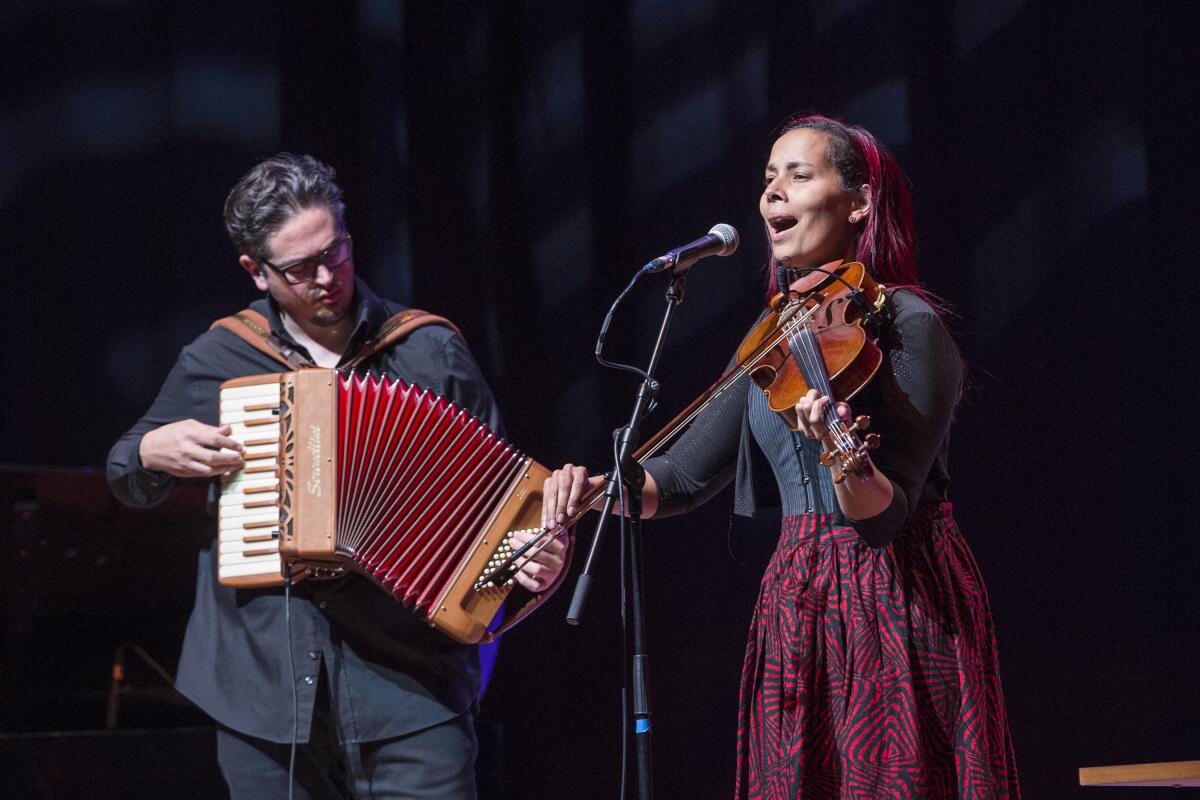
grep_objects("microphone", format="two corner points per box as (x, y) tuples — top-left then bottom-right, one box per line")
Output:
(642, 224), (739, 275)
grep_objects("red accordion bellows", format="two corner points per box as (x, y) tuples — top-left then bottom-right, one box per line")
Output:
(333, 372), (527, 613)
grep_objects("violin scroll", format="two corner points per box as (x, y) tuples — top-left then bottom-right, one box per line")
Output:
(818, 414), (882, 484)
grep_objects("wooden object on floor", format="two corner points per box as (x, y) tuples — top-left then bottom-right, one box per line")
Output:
(1079, 759), (1200, 787)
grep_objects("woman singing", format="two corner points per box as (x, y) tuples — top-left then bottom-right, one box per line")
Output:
(543, 115), (1020, 799)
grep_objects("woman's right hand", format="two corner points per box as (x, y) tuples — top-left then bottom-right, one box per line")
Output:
(542, 464), (604, 529)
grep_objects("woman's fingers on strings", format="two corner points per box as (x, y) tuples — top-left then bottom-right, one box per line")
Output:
(810, 394), (829, 428)
(796, 389), (823, 439)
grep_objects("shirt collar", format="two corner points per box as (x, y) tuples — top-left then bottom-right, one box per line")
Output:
(261, 277), (389, 355)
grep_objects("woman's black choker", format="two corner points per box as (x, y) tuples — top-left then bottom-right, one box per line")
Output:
(780, 267), (808, 285)
(781, 266), (830, 285)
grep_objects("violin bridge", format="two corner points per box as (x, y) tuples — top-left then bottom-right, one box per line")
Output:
(777, 302), (801, 326)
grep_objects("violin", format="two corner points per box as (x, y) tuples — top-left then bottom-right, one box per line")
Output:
(734, 261), (888, 482)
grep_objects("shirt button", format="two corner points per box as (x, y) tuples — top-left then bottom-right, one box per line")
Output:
(308, 651), (319, 661)
(801, 476), (811, 485)
(806, 506), (814, 513)
(318, 601), (327, 609)
(304, 676), (315, 685)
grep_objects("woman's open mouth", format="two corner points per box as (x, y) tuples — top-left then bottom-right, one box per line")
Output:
(768, 215), (798, 240)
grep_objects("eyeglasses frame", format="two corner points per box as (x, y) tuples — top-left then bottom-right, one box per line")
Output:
(257, 233), (354, 285)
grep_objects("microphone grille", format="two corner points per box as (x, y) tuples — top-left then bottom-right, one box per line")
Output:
(708, 223), (740, 256)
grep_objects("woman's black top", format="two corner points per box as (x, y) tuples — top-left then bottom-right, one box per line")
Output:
(642, 289), (963, 547)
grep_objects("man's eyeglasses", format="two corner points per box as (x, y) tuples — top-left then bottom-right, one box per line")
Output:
(259, 235), (353, 285)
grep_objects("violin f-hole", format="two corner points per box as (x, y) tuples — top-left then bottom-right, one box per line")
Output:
(749, 364), (777, 391)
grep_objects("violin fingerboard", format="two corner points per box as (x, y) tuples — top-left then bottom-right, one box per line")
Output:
(787, 327), (835, 399)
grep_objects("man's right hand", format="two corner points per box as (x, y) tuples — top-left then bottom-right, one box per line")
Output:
(138, 419), (245, 478)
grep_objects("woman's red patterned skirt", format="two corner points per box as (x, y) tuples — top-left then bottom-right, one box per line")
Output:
(735, 503), (1021, 799)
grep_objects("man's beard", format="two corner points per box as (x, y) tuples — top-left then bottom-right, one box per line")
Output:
(307, 306), (348, 327)
(304, 284), (350, 327)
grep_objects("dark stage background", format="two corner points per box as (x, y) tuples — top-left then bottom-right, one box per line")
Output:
(2, 1), (1198, 798)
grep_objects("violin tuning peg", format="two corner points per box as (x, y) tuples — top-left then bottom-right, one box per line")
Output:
(864, 433), (881, 449)
(851, 414), (871, 431)
(819, 451), (836, 468)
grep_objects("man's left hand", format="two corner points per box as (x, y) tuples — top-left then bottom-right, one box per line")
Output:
(508, 528), (568, 593)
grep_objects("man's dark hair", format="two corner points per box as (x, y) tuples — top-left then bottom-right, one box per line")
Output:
(223, 153), (346, 261)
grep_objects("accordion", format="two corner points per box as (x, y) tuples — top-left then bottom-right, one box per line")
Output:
(216, 368), (561, 644)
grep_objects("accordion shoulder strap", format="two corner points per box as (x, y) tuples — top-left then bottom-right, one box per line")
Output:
(343, 309), (463, 370)
(210, 307), (460, 372)
(210, 309), (312, 370)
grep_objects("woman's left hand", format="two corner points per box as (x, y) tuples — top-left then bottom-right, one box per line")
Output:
(508, 528), (569, 593)
(795, 388), (852, 448)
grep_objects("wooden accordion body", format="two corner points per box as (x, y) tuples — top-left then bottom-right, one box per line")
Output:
(217, 369), (555, 644)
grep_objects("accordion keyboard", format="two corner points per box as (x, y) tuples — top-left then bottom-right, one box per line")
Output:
(217, 379), (284, 586)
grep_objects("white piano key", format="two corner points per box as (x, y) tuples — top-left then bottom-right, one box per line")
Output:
(218, 556), (282, 576)
(220, 383), (281, 402)
(228, 421), (280, 438)
(222, 409), (281, 425)
(218, 513), (278, 532)
(219, 536), (280, 553)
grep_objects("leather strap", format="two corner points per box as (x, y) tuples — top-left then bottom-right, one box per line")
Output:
(210, 307), (462, 372)
(210, 310), (311, 370)
(343, 309), (462, 371)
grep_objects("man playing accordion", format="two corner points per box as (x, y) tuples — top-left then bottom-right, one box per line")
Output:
(108, 153), (564, 799)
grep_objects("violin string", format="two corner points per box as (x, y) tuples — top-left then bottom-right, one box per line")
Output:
(781, 308), (849, 456)
(807, 323), (859, 461)
(792, 320), (857, 467)
(798, 326), (856, 457)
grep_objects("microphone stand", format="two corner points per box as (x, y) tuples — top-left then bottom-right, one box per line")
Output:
(567, 270), (688, 800)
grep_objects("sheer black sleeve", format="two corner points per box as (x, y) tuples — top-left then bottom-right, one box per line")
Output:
(641, 369), (748, 518)
(848, 295), (962, 546)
